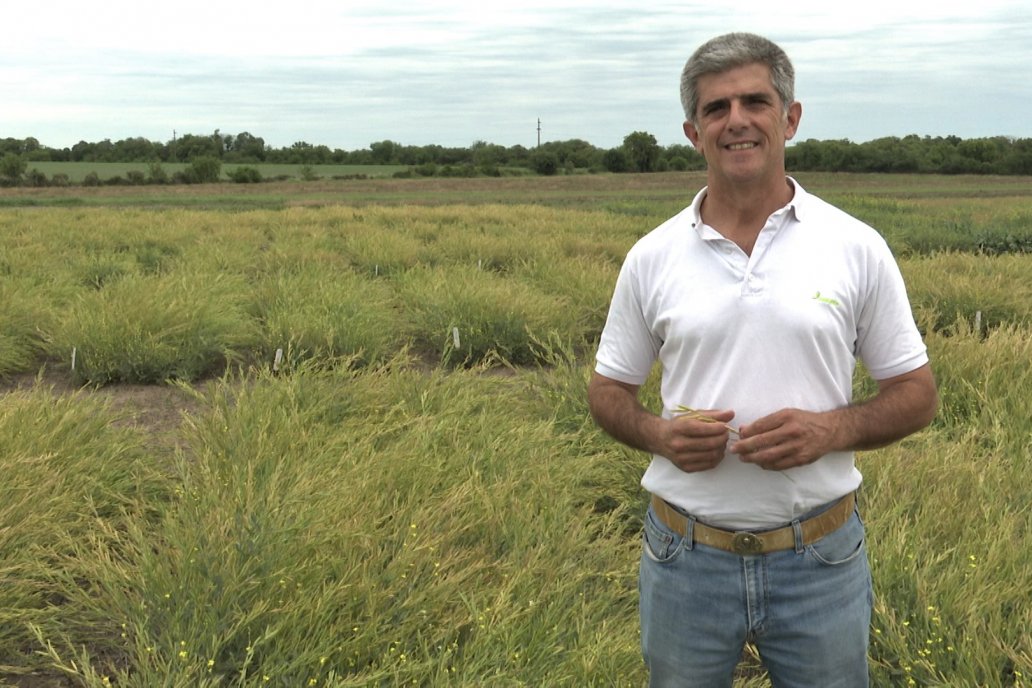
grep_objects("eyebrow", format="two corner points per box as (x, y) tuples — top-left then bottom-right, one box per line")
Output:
(700, 91), (775, 115)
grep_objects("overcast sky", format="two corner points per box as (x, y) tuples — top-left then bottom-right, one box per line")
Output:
(4, 0), (1031, 152)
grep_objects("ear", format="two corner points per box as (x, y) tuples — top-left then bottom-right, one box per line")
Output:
(683, 120), (700, 148)
(784, 101), (802, 141)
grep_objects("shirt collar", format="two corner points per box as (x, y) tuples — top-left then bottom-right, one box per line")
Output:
(689, 176), (807, 228)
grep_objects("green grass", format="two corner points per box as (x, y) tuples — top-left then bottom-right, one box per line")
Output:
(1, 174), (1030, 686)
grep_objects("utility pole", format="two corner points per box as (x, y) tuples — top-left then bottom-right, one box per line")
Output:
(537, 118), (541, 148)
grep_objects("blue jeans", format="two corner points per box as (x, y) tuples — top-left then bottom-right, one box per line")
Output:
(639, 501), (872, 687)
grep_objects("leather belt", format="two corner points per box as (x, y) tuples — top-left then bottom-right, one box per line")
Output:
(650, 492), (856, 555)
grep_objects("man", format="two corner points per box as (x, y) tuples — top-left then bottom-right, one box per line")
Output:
(587, 33), (937, 687)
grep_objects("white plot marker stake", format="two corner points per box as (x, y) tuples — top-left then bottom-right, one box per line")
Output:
(452, 327), (461, 349)
(273, 348), (284, 372)
(71, 347), (77, 372)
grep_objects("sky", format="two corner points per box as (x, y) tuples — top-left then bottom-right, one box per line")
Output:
(4, 0), (1032, 152)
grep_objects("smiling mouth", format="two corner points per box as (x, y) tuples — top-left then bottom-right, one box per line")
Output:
(726, 142), (757, 151)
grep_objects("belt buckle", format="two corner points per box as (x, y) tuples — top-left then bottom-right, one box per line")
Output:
(731, 531), (763, 555)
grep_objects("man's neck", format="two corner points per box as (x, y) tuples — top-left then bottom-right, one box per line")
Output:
(699, 175), (794, 255)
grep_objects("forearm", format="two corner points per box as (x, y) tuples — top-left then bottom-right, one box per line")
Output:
(827, 364), (939, 452)
(587, 375), (663, 455)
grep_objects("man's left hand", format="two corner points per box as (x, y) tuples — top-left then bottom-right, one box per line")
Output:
(730, 409), (841, 470)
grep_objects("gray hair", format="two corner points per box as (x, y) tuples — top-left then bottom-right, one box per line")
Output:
(680, 33), (795, 125)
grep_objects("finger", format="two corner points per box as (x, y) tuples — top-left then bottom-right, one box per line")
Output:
(672, 451), (725, 473)
(674, 418), (734, 439)
(738, 409), (792, 439)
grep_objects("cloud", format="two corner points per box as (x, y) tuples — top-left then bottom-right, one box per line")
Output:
(3, 0), (1032, 149)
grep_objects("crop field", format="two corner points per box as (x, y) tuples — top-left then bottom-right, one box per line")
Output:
(0, 172), (1030, 686)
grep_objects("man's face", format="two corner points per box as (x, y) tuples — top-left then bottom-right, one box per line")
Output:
(683, 62), (801, 187)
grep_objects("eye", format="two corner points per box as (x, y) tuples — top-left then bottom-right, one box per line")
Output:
(701, 101), (729, 118)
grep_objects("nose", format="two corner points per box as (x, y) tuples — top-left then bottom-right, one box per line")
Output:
(726, 99), (749, 129)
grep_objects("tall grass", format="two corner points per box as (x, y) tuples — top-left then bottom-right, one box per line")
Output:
(53, 271), (259, 385)
(863, 324), (1031, 686)
(0, 387), (169, 665)
(19, 361), (643, 685)
(7, 319), (1028, 685)
(0, 282), (50, 378)
(902, 253), (1032, 333)
(393, 265), (574, 367)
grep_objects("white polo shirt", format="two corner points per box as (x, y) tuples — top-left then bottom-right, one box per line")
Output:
(595, 179), (928, 529)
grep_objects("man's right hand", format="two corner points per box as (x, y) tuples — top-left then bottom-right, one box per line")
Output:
(587, 373), (733, 473)
(655, 409), (735, 473)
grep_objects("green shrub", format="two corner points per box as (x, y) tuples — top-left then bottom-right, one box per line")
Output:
(53, 272), (258, 385)
(252, 268), (404, 367)
(393, 264), (571, 367)
(228, 166), (263, 183)
(147, 162), (169, 184)
(189, 156), (222, 184)
(26, 168), (48, 187)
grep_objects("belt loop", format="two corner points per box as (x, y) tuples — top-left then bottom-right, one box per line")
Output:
(791, 519), (804, 553)
(685, 514), (696, 551)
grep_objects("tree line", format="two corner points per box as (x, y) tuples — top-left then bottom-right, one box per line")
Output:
(2, 129), (1032, 185)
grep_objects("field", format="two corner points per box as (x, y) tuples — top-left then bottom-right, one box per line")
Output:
(1, 172), (1030, 687)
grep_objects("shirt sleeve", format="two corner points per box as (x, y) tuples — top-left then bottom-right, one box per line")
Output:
(594, 251), (662, 385)
(855, 243), (929, 380)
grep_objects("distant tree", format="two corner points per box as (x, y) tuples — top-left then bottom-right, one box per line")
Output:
(0, 138), (23, 157)
(1002, 138), (1032, 175)
(189, 156), (222, 183)
(531, 150), (559, 176)
(0, 153), (27, 184)
(472, 140), (506, 172)
(227, 132), (266, 162)
(662, 143), (705, 171)
(623, 131), (661, 172)
(602, 147), (630, 173)
(370, 140), (399, 164)
(172, 134), (221, 162)
(117, 137), (160, 162)
(545, 139), (598, 169)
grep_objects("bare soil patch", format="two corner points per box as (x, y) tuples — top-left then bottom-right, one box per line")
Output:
(1, 369), (204, 460)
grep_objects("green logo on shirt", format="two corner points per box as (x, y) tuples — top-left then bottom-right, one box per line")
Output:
(812, 291), (841, 307)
